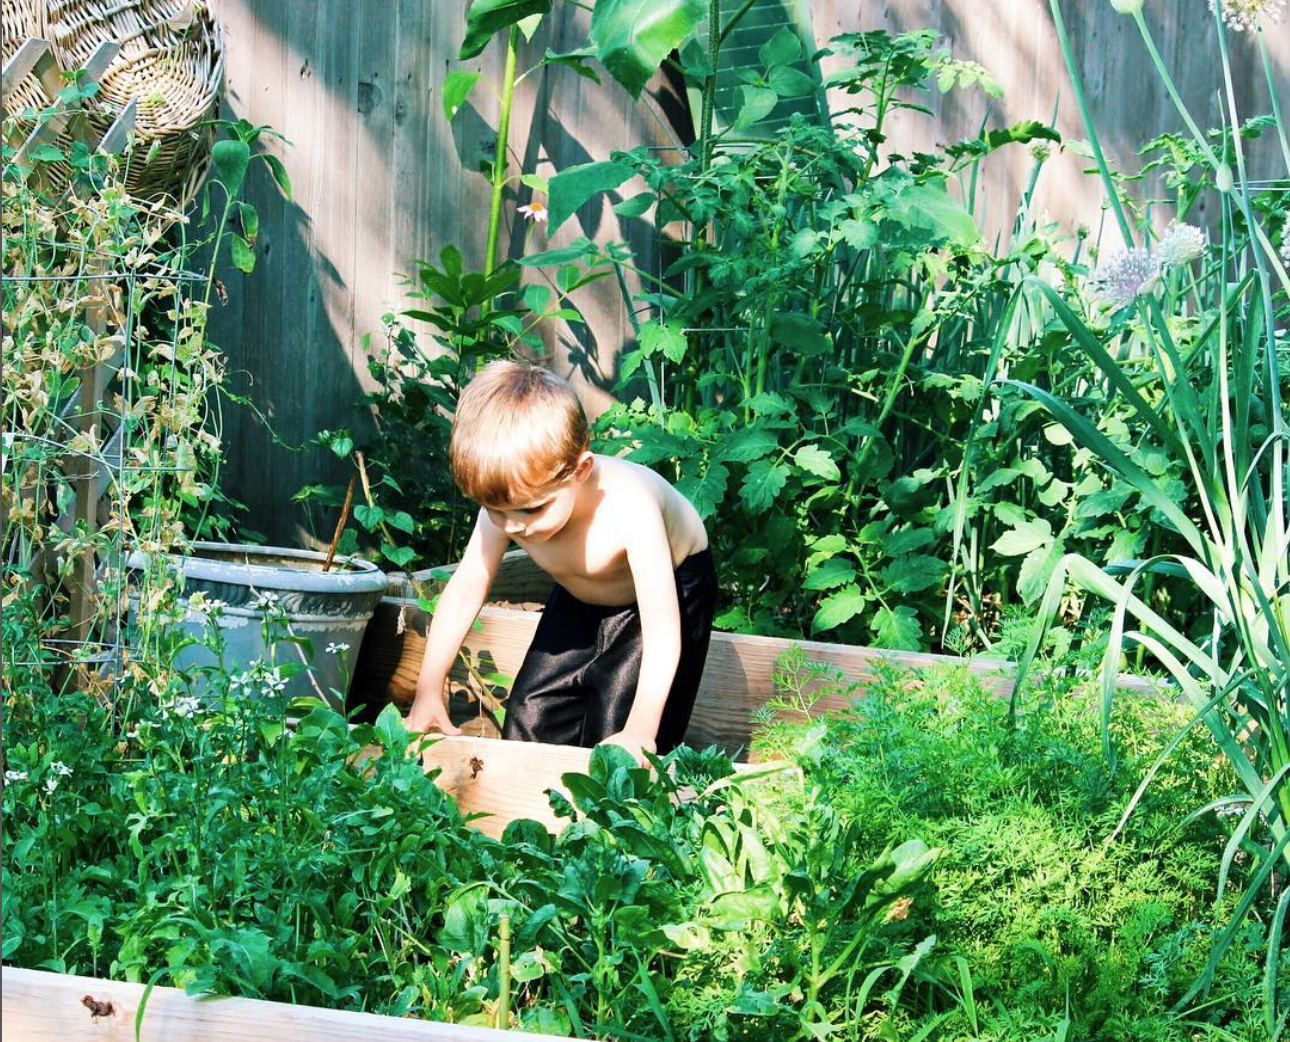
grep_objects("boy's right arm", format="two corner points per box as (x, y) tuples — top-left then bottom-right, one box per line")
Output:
(405, 510), (509, 735)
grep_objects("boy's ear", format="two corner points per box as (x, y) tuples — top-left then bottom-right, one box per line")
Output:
(573, 450), (595, 481)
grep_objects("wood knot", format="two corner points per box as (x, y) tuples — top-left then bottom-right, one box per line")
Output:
(469, 755), (484, 779)
(81, 995), (114, 1018)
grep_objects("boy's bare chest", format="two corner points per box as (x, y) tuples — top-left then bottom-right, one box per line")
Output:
(516, 528), (636, 606)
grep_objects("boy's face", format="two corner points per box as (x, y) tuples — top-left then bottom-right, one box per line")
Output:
(482, 452), (594, 542)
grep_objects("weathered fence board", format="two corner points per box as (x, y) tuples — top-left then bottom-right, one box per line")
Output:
(204, 0), (1287, 545)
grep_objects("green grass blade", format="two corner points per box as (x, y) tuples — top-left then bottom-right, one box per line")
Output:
(1265, 887), (1290, 1040)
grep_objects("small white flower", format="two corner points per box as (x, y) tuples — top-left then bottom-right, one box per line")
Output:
(50, 761), (72, 776)
(187, 591), (209, 611)
(251, 591), (280, 611)
(517, 200), (548, 223)
(45, 778), (59, 794)
(1093, 248), (1160, 310)
(4, 770), (28, 783)
(1158, 221), (1206, 267)
(325, 642), (351, 655)
(125, 728), (140, 739)
(1209, 0), (1287, 31)
(230, 670), (254, 692)
(166, 695), (202, 718)
(264, 668), (288, 694)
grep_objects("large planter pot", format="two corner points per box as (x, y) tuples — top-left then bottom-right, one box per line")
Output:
(127, 542), (388, 708)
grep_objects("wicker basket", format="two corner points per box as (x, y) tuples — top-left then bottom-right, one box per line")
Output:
(4, 0), (224, 204)
(47, 0), (224, 204)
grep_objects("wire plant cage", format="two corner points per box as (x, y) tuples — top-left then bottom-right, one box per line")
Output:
(2, 254), (207, 705)
(0, 97), (223, 718)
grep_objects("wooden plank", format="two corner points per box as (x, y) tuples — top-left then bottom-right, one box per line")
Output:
(0, 966), (574, 1041)
(418, 733), (767, 839)
(1, 37), (51, 107)
(79, 40), (119, 84)
(421, 733), (591, 838)
(94, 96), (135, 155)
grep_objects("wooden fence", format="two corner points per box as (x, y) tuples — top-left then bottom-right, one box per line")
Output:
(203, 0), (1288, 544)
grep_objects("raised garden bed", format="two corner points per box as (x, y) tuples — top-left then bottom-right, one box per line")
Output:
(3, 732), (765, 1040)
(354, 551), (1162, 755)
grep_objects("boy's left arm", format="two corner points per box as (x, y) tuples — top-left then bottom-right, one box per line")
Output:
(604, 504), (682, 765)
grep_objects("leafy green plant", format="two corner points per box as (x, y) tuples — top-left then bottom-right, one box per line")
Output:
(1009, 2), (1289, 1031)
(447, 0), (709, 278)
(754, 653), (1267, 1040)
(532, 30), (1079, 651)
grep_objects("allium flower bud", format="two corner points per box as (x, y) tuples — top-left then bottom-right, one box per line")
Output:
(1158, 221), (1207, 267)
(1109, 0), (1144, 12)
(1215, 163), (1233, 193)
(1209, 0), (1288, 31)
(1094, 248), (1161, 310)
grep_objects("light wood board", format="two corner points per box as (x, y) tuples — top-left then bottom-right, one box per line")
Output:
(0, 966), (573, 1041)
(420, 733), (591, 839)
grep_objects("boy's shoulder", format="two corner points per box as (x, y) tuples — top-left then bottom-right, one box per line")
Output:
(592, 454), (669, 503)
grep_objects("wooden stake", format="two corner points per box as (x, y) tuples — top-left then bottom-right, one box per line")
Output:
(322, 472), (356, 573)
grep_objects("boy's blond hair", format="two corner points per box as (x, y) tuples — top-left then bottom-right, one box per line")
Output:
(450, 360), (589, 505)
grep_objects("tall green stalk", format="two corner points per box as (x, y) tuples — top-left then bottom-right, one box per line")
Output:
(484, 26), (521, 278)
(696, 0), (722, 172)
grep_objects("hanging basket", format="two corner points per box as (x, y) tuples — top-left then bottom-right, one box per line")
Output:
(42, 0), (224, 204)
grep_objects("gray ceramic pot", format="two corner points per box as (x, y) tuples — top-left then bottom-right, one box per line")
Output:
(128, 542), (389, 709)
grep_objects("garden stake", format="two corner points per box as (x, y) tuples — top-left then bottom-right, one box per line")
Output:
(321, 472), (356, 573)
(497, 913), (511, 1030)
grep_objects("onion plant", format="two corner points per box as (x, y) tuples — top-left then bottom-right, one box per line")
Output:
(1013, 1), (1290, 1031)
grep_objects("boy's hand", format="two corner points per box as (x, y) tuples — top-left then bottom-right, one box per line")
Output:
(601, 730), (657, 768)
(405, 699), (462, 738)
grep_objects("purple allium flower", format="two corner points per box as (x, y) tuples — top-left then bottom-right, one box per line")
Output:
(1158, 221), (1206, 267)
(1094, 248), (1160, 310)
(1209, 0), (1287, 31)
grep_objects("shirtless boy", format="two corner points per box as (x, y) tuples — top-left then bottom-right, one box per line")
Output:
(405, 360), (716, 761)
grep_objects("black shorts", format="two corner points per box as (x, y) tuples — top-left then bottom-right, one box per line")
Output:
(501, 548), (717, 753)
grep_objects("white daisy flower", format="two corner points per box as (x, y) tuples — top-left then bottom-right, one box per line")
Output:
(518, 200), (548, 223)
